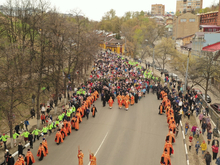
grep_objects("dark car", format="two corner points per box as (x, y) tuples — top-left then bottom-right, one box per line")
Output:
(201, 94), (212, 103)
(210, 103), (220, 113)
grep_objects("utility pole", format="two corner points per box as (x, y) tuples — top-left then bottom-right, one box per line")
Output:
(184, 48), (191, 91)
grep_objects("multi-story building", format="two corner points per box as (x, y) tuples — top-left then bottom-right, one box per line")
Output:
(173, 12), (200, 39)
(199, 11), (219, 25)
(176, 0), (203, 13)
(151, 4), (165, 16)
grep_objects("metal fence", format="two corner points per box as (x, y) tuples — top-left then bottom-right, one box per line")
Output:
(198, 95), (220, 130)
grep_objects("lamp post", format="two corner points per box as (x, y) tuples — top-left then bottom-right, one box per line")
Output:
(184, 48), (191, 91)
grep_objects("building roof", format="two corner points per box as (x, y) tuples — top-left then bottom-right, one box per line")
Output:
(200, 25), (220, 28)
(197, 11), (218, 15)
(165, 24), (173, 28)
(202, 42), (220, 52)
(176, 34), (194, 40)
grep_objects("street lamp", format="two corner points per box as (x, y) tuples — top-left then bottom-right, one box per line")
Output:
(184, 48), (191, 91)
(145, 39), (155, 72)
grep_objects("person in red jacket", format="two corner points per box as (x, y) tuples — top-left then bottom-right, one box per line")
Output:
(41, 114), (45, 124)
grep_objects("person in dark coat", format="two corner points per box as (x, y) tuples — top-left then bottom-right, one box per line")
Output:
(28, 132), (33, 149)
(102, 96), (106, 107)
(134, 93), (138, 103)
(14, 124), (20, 135)
(7, 154), (15, 165)
(204, 151), (211, 165)
(18, 142), (25, 157)
(4, 150), (9, 165)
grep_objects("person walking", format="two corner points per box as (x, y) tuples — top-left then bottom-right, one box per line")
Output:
(91, 105), (97, 117)
(201, 140), (207, 155)
(18, 142), (25, 157)
(24, 149), (35, 165)
(189, 134), (193, 151)
(32, 128), (41, 142)
(207, 130), (212, 145)
(30, 108), (35, 119)
(185, 122), (189, 135)
(28, 132), (33, 149)
(85, 108), (90, 120)
(24, 120), (29, 131)
(37, 143), (46, 161)
(202, 121), (207, 135)
(41, 125), (48, 137)
(204, 151), (211, 165)
(19, 121), (24, 132)
(77, 149), (84, 165)
(212, 143), (219, 160)
(216, 156), (220, 165)
(0, 133), (10, 150)
(191, 125), (197, 137)
(8, 154), (15, 165)
(195, 141), (200, 155)
(13, 131), (20, 147)
(21, 131), (29, 143)
(89, 153), (96, 165)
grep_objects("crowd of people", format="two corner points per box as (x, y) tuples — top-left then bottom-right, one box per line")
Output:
(157, 76), (220, 165)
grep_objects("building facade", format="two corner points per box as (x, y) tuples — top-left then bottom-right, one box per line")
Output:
(199, 11), (218, 25)
(173, 12), (200, 39)
(151, 4), (165, 15)
(176, 0), (203, 13)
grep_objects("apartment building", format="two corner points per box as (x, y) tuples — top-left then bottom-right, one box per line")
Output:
(176, 0), (203, 13)
(151, 4), (165, 15)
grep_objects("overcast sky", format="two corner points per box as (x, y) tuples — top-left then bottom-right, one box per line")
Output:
(1, 0), (219, 21)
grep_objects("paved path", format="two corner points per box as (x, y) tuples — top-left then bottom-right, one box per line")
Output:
(17, 93), (186, 165)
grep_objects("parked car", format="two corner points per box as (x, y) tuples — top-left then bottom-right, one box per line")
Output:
(193, 88), (202, 95)
(201, 94), (212, 103)
(210, 103), (220, 113)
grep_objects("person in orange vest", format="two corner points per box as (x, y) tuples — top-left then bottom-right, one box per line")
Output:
(164, 140), (174, 155)
(160, 149), (171, 165)
(76, 111), (82, 123)
(18, 154), (25, 165)
(15, 158), (22, 165)
(55, 130), (63, 145)
(37, 143), (46, 161)
(60, 125), (67, 140)
(24, 149), (35, 165)
(77, 149), (84, 165)
(89, 153), (96, 165)
(118, 98), (123, 109)
(42, 138), (48, 155)
(66, 121), (72, 135)
(165, 131), (175, 144)
(108, 97), (114, 109)
(116, 94), (122, 104)
(130, 95), (135, 105)
(72, 115), (79, 131)
(91, 105), (97, 117)
(124, 99), (130, 111)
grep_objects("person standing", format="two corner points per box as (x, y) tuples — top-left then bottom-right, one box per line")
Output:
(185, 122), (189, 135)
(21, 131), (29, 144)
(216, 156), (220, 165)
(28, 132), (33, 149)
(30, 108), (35, 119)
(0, 133), (10, 150)
(102, 95), (106, 107)
(204, 151), (211, 165)
(13, 131), (20, 147)
(189, 134), (193, 151)
(41, 125), (48, 137)
(195, 141), (200, 155)
(77, 149), (84, 165)
(4, 149), (9, 165)
(207, 130), (212, 145)
(55, 130), (63, 145)
(108, 97), (114, 109)
(37, 143), (46, 161)
(91, 105), (97, 117)
(42, 138), (48, 155)
(15, 124), (20, 135)
(18, 142), (25, 157)
(202, 121), (207, 135)
(85, 108), (90, 120)
(24, 149), (35, 165)
(19, 121), (24, 132)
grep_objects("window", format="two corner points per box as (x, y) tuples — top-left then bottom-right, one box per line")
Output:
(180, 18), (186, 22)
(209, 29), (212, 32)
(189, 18), (195, 22)
(188, 2), (192, 6)
(213, 29), (216, 32)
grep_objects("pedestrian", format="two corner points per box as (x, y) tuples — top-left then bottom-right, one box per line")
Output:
(41, 125), (48, 137)
(91, 105), (97, 117)
(207, 130), (213, 145)
(189, 134), (193, 151)
(207, 122), (212, 133)
(24, 148), (35, 165)
(42, 138), (48, 155)
(85, 108), (90, 120)
(18, 142), (25, 157)
(201, 140), (207, 155)
(205, 106), (209, 116)
(19, 121), (24, 132)
(202, 120), (207, 135)
(102, 95), (106, 107)
(176, 123), (179, 137)
(14, 124), (20, 135)
(32, 94), (35, 104)
(185, 122), (189, 135)
(196, 127), (201, 139)
(89, 153), (96, 165)
(8, 154), (15, 165)
(37, 143), (46, 161)
(195, 141), (200, 155)
(4, 149), (9, 165)
(32, 128), (41, 142)
(13, 131), (20, 147)
(24, 120), (29, 131)
(199, 113), (204, 124)
(0, 133), (10, 150)
(212, 143), (219, 160)
(191, 125), (197, 137)
(186, 109), (191, 119)
(212, 137), (220, 147)
(28, 132), (33, 149)
(216, 156), (220, 165)
(30, 108), (35, 119)
(77, 149), (84, 165)
(204, 151), (212, 165)
(21, 131), (29, 143)
(41, 114), (46, 124)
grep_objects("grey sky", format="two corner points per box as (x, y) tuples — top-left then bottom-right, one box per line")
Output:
(0, 0), (218, 21)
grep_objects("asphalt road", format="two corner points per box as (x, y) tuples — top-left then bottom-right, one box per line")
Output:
(18, 93), (186, 165)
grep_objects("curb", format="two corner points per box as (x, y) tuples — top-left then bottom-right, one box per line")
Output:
(180, 120), (189, 165)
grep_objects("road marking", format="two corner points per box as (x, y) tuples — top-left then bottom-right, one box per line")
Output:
(88, 132), (109, 165)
